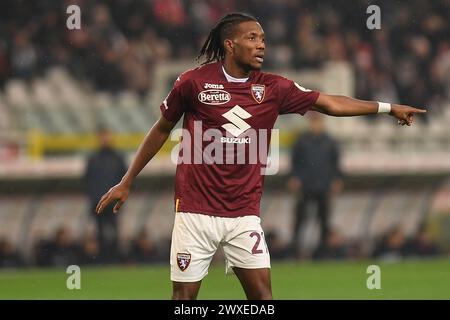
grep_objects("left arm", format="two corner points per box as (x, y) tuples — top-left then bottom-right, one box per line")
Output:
(312, 93), (426, 126)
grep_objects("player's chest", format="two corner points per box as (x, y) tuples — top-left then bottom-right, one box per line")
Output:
(187, 81), (279, 127)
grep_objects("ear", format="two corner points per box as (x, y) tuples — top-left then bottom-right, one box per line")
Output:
(224, 39), (234, 55)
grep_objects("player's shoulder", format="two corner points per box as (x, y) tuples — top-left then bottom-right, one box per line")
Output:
(257, 71), (293, 86)
(178, 62), (221, 82)
(258, 71), (317, 94)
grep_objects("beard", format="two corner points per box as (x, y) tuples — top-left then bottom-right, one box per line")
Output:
(236, 58), (262, 72)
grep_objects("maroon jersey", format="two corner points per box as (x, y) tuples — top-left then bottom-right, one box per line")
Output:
(160, 61), (319, 218)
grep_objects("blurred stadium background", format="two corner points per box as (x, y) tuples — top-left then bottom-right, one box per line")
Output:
(0, 0), (449, 299)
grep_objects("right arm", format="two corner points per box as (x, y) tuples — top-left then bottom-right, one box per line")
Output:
(312, 93), (426, 124)
(96, 116), (177, 214)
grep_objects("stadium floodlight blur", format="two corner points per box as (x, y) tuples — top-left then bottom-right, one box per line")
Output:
(0, 0), (449, 276)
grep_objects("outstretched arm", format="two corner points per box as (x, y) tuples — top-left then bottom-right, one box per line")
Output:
(96, 115), (177, 214)
(312, 93), (426, 126)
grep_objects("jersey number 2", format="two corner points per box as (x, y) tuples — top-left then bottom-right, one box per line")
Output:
(250, 231), (264, 254)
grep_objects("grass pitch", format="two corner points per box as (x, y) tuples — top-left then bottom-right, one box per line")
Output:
(0, 258), (449, 299)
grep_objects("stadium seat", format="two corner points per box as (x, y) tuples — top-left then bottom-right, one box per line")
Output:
(368, 190), (426, 240)
(331, 191), (371, 241)
(4, 79), (33, 109)
(143, 192), (175, 244)
(24, 194), (88, 261)
(117, 192), (152, 251)
(260, 193), (294, 245)
(0, 195), (32, 252)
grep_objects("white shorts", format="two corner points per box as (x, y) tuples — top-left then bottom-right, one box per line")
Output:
(170, 212), (271, 282)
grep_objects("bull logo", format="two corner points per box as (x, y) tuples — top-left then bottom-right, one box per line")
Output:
(251, 84), (265, 103)
(177, 253), (191, 271)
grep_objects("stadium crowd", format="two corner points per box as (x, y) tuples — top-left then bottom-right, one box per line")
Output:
(0, 227), (171, 268)
(0, 1), (448, 268)
(0, 0), (449, 117)
(0, 225), (442, 269)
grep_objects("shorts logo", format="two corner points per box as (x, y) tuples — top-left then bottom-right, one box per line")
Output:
(198, 89), (231, 105)
(251, 84), (265, 103)
(177, 253), (191, 271)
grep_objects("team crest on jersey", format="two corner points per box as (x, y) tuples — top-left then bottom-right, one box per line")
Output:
(251, 84), (265, 103)
(177, 253), (191, 271)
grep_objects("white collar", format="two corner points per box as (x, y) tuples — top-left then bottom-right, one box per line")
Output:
(222, 66), (249, 83)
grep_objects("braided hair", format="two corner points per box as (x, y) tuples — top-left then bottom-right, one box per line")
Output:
(197, 13), (257, 65)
